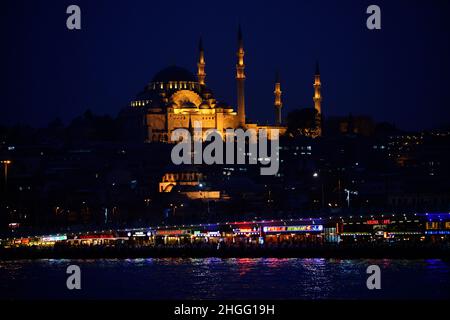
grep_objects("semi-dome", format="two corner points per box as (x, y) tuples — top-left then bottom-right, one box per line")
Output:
(136, 90), (155, 100)
(152, 66), (197, 83)
(167, 101), (179, 108)
(182, 101), (197, 109)
(199, 101), (210, 109)
(148, 99), (162, 109)
(215, 102), (228, 109)
(201, 87), (214, 97)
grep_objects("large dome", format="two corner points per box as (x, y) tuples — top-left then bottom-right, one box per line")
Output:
(152, 66), (197, 83)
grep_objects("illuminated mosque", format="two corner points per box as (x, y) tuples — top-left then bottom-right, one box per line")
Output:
(129, 27), (322, 142)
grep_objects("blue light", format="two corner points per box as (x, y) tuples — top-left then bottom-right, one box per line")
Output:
(425, 231), (450, 235)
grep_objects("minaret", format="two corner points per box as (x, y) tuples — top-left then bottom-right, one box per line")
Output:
(197, 38), (206, 86)
(274, 72), (282, 125)
(313, 61), (322, 137)
(236, 25), (246, 127)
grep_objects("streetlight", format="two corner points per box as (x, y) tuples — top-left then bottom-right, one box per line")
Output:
(344, 189), (358, 208)
(313, 172), (324, 210)
(169, 203), (177, 216)
(1, 160), (12, 188)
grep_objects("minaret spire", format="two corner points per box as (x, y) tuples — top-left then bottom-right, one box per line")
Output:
(238, 24), (244, 50)
(197, 37), (206, 86)
(274, 71), (282, 125)
(313, 61), (322, 137)
(236, 24), (246, 127)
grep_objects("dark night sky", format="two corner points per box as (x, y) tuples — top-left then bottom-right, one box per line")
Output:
(1, 0), (450, 131)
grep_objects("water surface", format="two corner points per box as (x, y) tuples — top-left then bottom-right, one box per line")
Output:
(1, 258), (449, 299)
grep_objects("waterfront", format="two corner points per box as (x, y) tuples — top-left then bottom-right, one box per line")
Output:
(1, 258), (450, 300)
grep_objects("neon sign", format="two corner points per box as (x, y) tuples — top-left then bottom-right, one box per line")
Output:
(263, 225), (323, 233)
(264, 226), (285, 232)
(425, 230), (450, 235)
(194, 231), (221, 237)
(366, 219), (390, 225)
(233, 228), (258, 233)
(78, 234), (114, 239)
(288, 225), (323, 232)
(41, 235), (67, 242)
(131, 231), (151, 237)
(156, 229), (186, 236)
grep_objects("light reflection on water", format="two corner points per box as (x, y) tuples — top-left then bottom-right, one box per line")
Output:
(1, 258), (449, 300)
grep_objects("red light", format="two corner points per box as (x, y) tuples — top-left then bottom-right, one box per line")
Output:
(367, 219), (390, 225)
(79, 234), (114, 239)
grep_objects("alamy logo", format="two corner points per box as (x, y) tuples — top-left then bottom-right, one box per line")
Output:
(66, 265), (81, 290)
(170, 122), (279, 176)
(66, 5), (81, 30)
(366, 5), (381, 30)
(366, 265), (381, 290)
